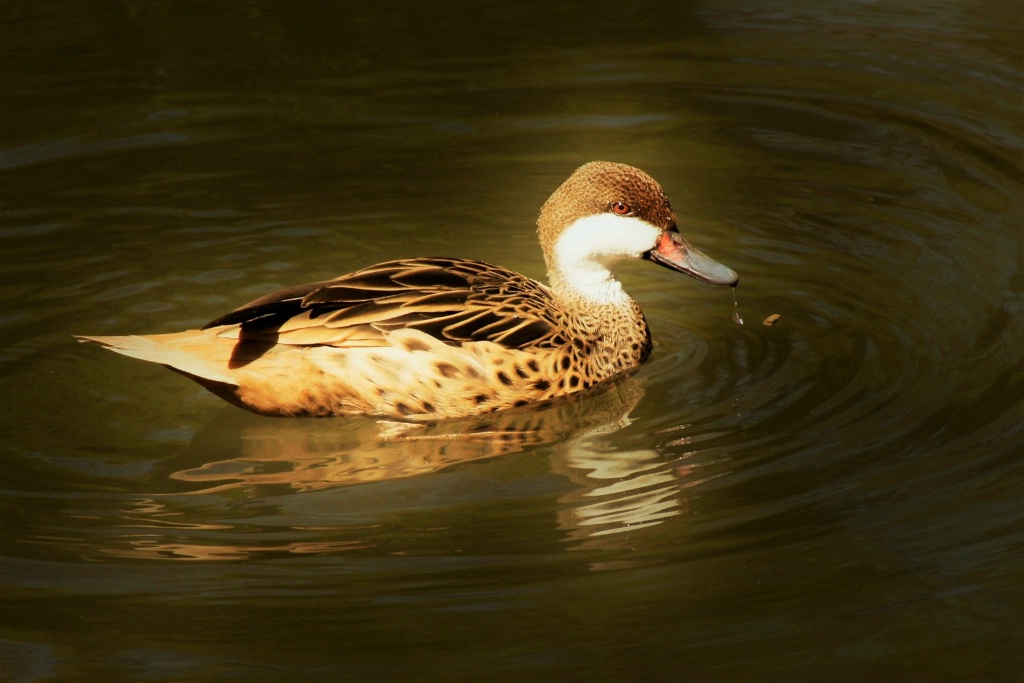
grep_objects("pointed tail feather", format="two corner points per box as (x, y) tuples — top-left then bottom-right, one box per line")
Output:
(75, 333), (238, 385)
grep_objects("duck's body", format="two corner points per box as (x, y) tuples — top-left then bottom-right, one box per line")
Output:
(79, 162), (738, 421)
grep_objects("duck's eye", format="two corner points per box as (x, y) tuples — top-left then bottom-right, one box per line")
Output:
(611, 201), (632, 215)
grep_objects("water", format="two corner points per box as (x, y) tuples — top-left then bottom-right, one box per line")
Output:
(731, 288), (744, 325)
(2, 1), (1022, 680)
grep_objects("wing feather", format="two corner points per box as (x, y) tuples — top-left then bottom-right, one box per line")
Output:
(202, 258), (562, 350)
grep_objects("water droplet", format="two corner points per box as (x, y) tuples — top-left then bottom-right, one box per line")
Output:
(731, 287), (744, 325)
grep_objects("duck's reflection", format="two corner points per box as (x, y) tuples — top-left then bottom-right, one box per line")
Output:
(169, 378), (653, 493)
(555, 448), (685, 541)
(118, 378), (710, 559)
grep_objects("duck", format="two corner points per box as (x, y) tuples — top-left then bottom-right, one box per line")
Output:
(77, 161), (738, 421)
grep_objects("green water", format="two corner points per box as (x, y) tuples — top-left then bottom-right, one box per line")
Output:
(2, 1), (1022, 680)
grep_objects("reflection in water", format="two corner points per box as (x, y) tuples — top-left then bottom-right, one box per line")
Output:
(107, 535), (369, 562)
(556, 448), (685, 542)
(552, 419), (728, 561)
(168, 411), (550, 493)
(109, 378), (716, 560)
(169, 381), (657, 496)
(107, 497), (375, 561)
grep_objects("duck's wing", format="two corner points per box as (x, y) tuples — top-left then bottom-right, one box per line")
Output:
(204, 258), (563, 350)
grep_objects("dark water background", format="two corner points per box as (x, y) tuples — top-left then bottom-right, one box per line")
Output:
(2, 1), (1022, 680)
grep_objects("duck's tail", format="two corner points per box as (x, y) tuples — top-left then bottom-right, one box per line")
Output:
(75, 332), (239, 385)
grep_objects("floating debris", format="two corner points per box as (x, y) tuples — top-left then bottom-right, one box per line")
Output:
(763, 313), (781, 327)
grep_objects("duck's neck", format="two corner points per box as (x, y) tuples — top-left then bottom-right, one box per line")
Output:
(547, 262), (632, 311)
(547, 267), (653, 370)
(545, 229), (635, 312)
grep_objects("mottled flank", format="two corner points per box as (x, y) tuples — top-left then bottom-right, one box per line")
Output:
(77, 161), (737, 420)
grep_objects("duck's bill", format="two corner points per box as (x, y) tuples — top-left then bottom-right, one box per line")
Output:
(647, 229), (739, 286)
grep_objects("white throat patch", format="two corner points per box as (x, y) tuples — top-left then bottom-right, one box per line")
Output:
(551, 213), (661, 305)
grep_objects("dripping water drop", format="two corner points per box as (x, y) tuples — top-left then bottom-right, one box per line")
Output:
(731, 287), (744, 325)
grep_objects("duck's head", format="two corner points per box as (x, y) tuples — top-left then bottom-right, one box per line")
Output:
(537, 161), (738, 302)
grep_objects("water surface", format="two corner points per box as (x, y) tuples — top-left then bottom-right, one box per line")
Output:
(2, 1), (1022, 680)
